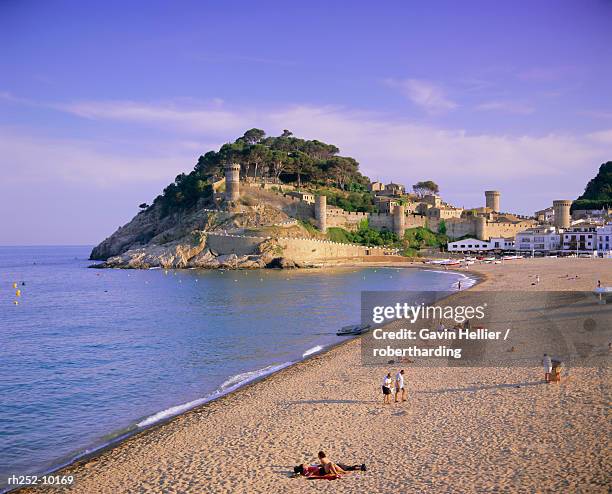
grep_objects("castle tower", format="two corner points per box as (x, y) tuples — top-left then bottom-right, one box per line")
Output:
(224, 163), (241, 202)
(476, 215), (488, 240)
(553, 200), (572, 229)
(315, 195), (327, 233)
(393, 205), (406, 238)
(485, 190), (500, 212)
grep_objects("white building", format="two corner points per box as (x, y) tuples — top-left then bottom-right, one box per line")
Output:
(447, 237), (514, 253)
(562, 226), (597, 253)
(596, 224), (612, 255)
(515, 226), (561, 253)
(534, 206), (555, 224)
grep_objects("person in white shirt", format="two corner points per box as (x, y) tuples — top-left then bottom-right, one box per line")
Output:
(394, 369), (406, 402)
(542, 353), (552, 383)
(381, 373), (392, 404)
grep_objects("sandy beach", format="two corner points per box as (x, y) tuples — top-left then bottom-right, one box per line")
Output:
(21, 258), (610, 494)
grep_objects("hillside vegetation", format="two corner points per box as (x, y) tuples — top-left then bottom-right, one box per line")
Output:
(572, 161), (612, 211)
(155, 129), (371, 217)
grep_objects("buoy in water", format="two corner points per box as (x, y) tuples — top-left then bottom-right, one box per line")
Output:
(12, 282), (17, 289)
(14, 300), (18, 305)
(15, 290), (21, 297)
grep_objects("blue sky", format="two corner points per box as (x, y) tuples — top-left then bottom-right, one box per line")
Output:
(1, 0), (611, 245)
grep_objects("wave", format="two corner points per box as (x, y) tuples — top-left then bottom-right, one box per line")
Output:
(421, 269), (478, 289)
(219, 362), (293, 390)
(302, 345), (324, 357)
(137, 361), (293, 428)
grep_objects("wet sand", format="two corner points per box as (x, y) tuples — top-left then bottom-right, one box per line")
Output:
(20, 258), (611, 493)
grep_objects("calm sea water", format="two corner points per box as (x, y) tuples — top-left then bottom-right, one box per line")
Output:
(0, 245), (472, 487)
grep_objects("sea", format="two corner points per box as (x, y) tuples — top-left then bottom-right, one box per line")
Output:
(0, 245), (474, 489)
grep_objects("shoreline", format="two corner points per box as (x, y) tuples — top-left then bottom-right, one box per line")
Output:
(15, 258), (611, 493)
(9, 265), (480, 493)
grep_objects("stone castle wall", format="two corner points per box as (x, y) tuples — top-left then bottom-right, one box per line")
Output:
(325, 209), (427, 232)
(278, 237), (392, 261)
(207, 234), (264, 256)
(444, 217), (537, 241)
(237, 179), (534, 242)
(205, 233), (394, 260)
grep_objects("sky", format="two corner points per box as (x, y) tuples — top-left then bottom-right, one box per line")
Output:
(1, 0), (612, 245)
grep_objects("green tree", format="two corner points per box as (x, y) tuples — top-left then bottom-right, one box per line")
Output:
(240, 128), (266, 145)
(288, 151), (313, 187)
(438, 219), (447, 235)
(243, 144), (271, 178)
(412, 180), (440, 197)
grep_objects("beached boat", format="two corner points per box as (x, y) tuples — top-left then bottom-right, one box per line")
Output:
(337, 324), (371, 336)
(439, 260), (461, 266)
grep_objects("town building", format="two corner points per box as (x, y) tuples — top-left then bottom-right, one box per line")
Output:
(374, 196), (400, 213)
(596, 224), (612, 255)
(447, 237), (514, 253)
(515, 226), (561, 253)
(376, 182), (406, 196)
(426, 206), (464, 220)
(286, 191), (315, 204)
(562, 226), (597, 253)
(571, 207), (612, 220)
(534, 206), (554, 224)
(368, 181), (385, 192)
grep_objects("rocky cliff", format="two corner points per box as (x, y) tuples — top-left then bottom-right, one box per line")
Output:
(90, 190), (316, 269)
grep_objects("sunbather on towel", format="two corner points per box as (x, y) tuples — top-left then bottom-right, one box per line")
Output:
(319, 451), (367, 475)
(293, 462), (366, 477)
(293, 464), (326, 477)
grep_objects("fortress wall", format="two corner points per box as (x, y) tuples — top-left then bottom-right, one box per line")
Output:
(446, 219), (476, 240)
(206, 234), (263, 256)
(326, 212), (426, 232)
(368, 213), (395, 230)
(403, 214), (428, 230)
(485, 220), (536, 239)
(278, 237), (390, 261)
(206, 233), (392, 261)
(444, 218), (537, 241)
(287, 200), (315, 220)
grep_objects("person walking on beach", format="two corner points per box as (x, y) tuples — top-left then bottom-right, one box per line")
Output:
(382, 373), (392, 404)
(394, 369), (406, 402)
(542, 353), (552, 383)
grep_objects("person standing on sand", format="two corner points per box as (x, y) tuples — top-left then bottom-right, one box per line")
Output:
(394, 369), (406, 402)
(382, 373), (392, 404)
(543, 353), (552, 383)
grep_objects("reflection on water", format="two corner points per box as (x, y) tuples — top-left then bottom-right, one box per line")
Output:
(0, 246), (468, 483)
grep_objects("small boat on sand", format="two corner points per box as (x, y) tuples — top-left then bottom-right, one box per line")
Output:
(337, 324), (371, 336)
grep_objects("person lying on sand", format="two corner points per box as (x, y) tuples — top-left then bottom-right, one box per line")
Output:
(293, 455), (366, 478)
(318, 450), (365, 475)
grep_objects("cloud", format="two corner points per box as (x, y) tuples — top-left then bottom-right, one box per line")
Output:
(475, 100), (535, 115)
(56, 99), (252, 135)
(384, 78), (457, 114)
(587, 129), (612, 144)
(0, 127), (197, 187)
(1, 96), (611, 215)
